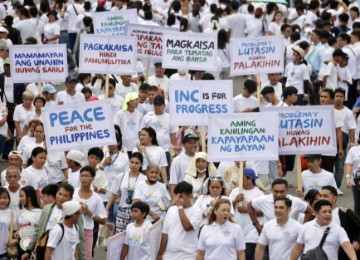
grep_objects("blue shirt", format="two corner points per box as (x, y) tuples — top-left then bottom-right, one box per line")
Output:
(305, 43), (327, 76)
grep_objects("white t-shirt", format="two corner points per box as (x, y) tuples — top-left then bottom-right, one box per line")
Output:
(324, 62), (338, 90)
(98, 94), (124, 121)
(124, 221), (152, 260)
(22, 141), (45, 163)
(336, 106), (356, 134)
(5, 185), (21, 215)
(113, 109), (143, 151)
(55, 90), (85, 105)
(261, 82), (282, 106)
(140, 112), (178, 151)
(194, 195), (233, 225)
(285, 62), (310, 95)
(47, 224), (79, 260)
(301, 169), (337, 195)
(67, 3), (85, 33)
(184, 174), (206, 195)
(20, 165), (49, 191)
(44, 21), (60, 44)
(337, 66), (352, 98)
(169, 153), (193, 185)
(134, 180), (170, 222)
(305, 11), (318, 29)
(198, 221), (246, 260)
(226, 13), (247, 38)
(109, 171), (147, 208)
(13, 104), (35, 134)
(147, 76), (170, 97)
(267, 22), (282, 35)
(0, 105), (7, 137)
(258, 217), (302, 260)
(73, 188), (107, 229)
(132, 145), (168, 169)
(19, 208), (42, 238)
(47, 152), (67, 183)
(229, 187), (264, 243)
(4, 76), (14, 103)
(17, 135), (35, 154)
(251, 194), (308, 223)
(15, 19), (37, 43)
(345, 146), (360, 185)
(162, 205), (202, 260)
(233, 94), (258, 113)
(45, 206), (63, 230)
(297, 220), (349, 260)
(0, 209), (18, 254)
(115, 82), (139, 99)
(68, 169), (81, 189)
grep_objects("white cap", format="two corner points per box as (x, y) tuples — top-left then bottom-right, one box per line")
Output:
(66, 150), (85, 165)
(62, 201), (81, 217)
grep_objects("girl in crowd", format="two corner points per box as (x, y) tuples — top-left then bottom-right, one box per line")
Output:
(22, 95), (46, 135)
(17, 186), (42, 257)
(13, 91), (34, 142)
(0, 187), (18, 260)
(134, 164), (170, 223)
(184, 152), (217, 199)
(196, 200), (246, 260)
(22, 122), (45, 165)
(267, 11), (283, 36)
(195, 176), (233, 225)
(106, 152), (147, 233)
(135, 127), (168, 184)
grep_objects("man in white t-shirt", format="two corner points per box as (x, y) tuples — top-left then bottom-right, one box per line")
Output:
(14, 8), (36, 43)
(55, 75), (85, 105)
(226, 1), (246, 39)
(299, 154), (337, 196)
(262, 73), (282, 106)
(157, 181), (202, 260)
(290, 200), (356, 260)
(147, 62), (169, 97)
(233, 79), (259, 113)
(256, 198), (302, 260)
(45, 201), (81, 260)
(116, 75), (139, 99)
(248, 178), (313, 234)
(261, 86), (284, 107)
(169, 134), (199, 199)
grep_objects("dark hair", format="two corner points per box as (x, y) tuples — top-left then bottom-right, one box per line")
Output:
(334, 87), (346, 97)
(274, 197), (292, 208)
(281, 23), (291, 32)
(84, 1), (92, 10)
(114, 124), (121, 136)
(174, 181), (193, 195)
(314, 199), (332, 212)
(217, 29), (228, 49)
(247, 4), (254, 13)
(180, 17), (188, 32)
(308, 0), (319, 10)
(202, 73), (215, 80)
(28, 146), (47, 166)
(167, 14), (176, 27)
(80, 165), (96, 177)
(208, 199), (233, 225)
(59, 183), (75, 198)
(328, 36), (337, 46)
(130, 152), (144, 165)
(230, 1), (240, 11)
(41, 184), (59, 199)
(206, 178), (225, 196)
(340, 33), (351, 44)
(338, 13), (349, 23)
(351, 31), (360, 40)
(298, 41), (310, 51)
(0, 187), (10, 207)
(29, 6), (38, 17)
(354, 22), (360, 29)
(4, 16), (13, 27)
(33, 94), (46, 106)
(77, 73), (91, 86)
(81, 87), (92, 96)
(21, 186), (41, 209)
(19, 7), (30, 18)
(170, 0), (181, 13)
(148, 85), (158, 92)
(139, 83), (150, 92)
(244, 79), (257, 93)
(88, 147), (104, 161)
(271, 178), (288, 188)
(290, 32), (300, 42)
(321, 185), (338, 196)
(351, 6), (360, 17)
(272, 10), (283, 21)
(115, 132), (123, 150)
(141, 127), (159, 146)
(144, 10), (153, 20)
(321, 88), (335, 99)
(131, 201), (150, 217)
(304, 189), (319, 206)
(295, 4), (304, 12)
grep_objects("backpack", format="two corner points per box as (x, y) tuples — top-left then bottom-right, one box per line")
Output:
(34, 223), (78, 260)
(301, 227), (330, 260)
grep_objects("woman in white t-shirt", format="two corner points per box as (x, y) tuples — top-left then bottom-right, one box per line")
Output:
(13, 91), (34, 142)
(106, 152), (147, 233)
(184, 152), (217, 199)
(267, 11), (283, 36)
(194, 176), (233, 225)
(17, 186), (42, 256)
(0, 187), (18, 258)
(22, 95), (46, 135)
(17, 119), (39, 154)
(43, 10), (60, 44)
(134, 164), (171, 223)
(134, 127), (168, 184)
(22, 122), (46, 165)
(196, 200), (246, 260)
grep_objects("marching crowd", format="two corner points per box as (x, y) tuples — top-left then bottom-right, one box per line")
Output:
(1, 0), (360, 259)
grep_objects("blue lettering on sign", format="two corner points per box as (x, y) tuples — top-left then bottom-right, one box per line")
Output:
(175, 90), (199, 102)
(49, 107), (105, 126)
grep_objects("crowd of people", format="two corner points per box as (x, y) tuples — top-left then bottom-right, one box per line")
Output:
(1, 0), (360, 259)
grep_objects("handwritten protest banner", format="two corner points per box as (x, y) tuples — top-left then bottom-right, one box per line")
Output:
(9, 44), (67, 83)
(230, 36), (284, 76)
(207, 113), (279, 162)
(125, 23), (176, 60)
(79, 34), (137, 74)
(42, 100), (116, 152)
(107, 231), (125, 260)
(162, 32), (217, 71)
(169, 80), (233, 126)
(93, 9), (137, 36)
(262, 106), (337, 155)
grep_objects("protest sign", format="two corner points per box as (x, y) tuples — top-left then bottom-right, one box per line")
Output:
(230, 36), (284, 76)
(107, 231), (125, 260)
(169, 80), (233, 126)
(9, 44), (67, 83)
(125, 23), (176, 60)
(93, 9), (137, 35)
(162, 32), (217, 71)
(79, 34), (137, 74)
(207, 113), (279, 162)
(262, 106), (337, 155)
(42, 100), (116, 152)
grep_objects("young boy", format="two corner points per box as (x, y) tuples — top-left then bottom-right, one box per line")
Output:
(87, 147), (108, 195)
(337, 53), (352, 99)
(120, 202), (152, 260)
(233, 79), (259, 113)
(262, 73), (282, 106)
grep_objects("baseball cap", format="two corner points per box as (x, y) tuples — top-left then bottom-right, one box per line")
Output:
(42, 84), (57, 94)
(62, 201), (81, 217)
(182, 133), (200, 143)
(65, 75), (77, 83)
(8, 151), (22, 160)
(154, 60), (162, 67)
(304, 154), (322, 160)
(153, 95), (165, 105)
(66, 150), (85, 165)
